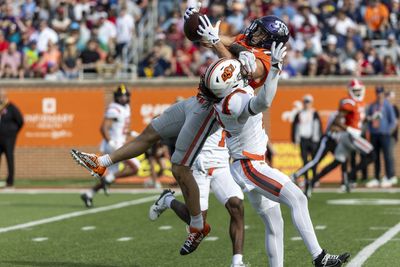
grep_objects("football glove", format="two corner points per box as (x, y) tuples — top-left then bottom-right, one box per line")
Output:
(270, 41), (287, 71)
(184, 2), (201, 21)
(197, 15), (221, 45)
(239, 51), (257, 74)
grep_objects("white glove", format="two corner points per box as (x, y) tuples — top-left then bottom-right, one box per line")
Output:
(108, 139), (119, 150)
(184, 2), (201, 21)
(197, 15), (221, 45)
(239, 51), (257, 74)
(270, 41), (287, 71)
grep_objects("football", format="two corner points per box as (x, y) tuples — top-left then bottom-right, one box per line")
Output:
(184, 12), (202, 42)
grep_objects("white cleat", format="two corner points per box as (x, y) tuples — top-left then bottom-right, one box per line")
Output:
(389, 176), (398, 185)
(381, 177), (393, 188)
(366, 179), (380, 188)
(148, 189), (175, 221)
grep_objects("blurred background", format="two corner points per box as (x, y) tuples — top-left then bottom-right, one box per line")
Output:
(0, 0), (399, 189)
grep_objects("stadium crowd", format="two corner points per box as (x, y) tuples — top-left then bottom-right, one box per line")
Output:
(0, 0), (399, 79)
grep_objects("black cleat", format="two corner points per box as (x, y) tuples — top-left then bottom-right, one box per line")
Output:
(180, 223), (211, 255)
(313, 249), (350, 267)
(80, 193), (93, 208)
(101, 180), (110, 196)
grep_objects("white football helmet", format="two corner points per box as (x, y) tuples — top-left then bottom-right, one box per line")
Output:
(204, 58), (245, 98)
(348, 79), (365, 101)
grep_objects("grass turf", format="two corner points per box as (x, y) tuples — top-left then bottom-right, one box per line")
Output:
(0, 192), (399, 266)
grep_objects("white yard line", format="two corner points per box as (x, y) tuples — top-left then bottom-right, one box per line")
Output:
(347, 222), (400, 267)
(0, 188), (182, 194)
(0, 195), (159, 234)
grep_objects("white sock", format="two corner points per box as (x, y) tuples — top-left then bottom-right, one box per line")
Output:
(87, 190), (95, 198)
(104, 173), (115, 184)
(164, 194), (175, 208)
(232, 254), (243, 265)
(190, 213), (203, 230)
(98, 154), (113, 167)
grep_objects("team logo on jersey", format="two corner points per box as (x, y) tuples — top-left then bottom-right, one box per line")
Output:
(221, 64), (236, 82)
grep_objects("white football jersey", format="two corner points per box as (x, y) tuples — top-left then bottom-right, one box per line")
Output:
(213, 86), (268, 161)
(192, 127), (230, 170)
(104, 102), (131, 145)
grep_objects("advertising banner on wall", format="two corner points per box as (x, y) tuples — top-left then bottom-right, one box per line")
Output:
(8, 90), (104, 147)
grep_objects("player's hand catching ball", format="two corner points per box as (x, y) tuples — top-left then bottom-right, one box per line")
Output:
(270, 41), (287, 71)
(239, 51), (257, 74)
(197, 15), (221, 45)
(184, 2), (201, 21)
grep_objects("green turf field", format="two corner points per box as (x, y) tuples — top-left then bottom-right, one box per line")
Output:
(0, 191), (399, 267)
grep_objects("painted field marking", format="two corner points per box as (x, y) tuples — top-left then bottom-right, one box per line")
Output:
(290, 236), (302, 241)
(117, 237), (133, 242)
(205, 236), (219, 241)
(369, 226), (390, 230)
(0, 195), (159, 234)
(315, 225), (327, 230)
(81, 226), (96, 231)
(347, 222), (400, 267)
(158, 225), (172, 230)
(327, 199), (400, 205)
(32, 237), (48, 242)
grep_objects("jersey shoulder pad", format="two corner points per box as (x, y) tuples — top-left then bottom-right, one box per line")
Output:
(222, 89), (249, 116)
(339, 98), (356, 112)
(105, 103), (122, 119)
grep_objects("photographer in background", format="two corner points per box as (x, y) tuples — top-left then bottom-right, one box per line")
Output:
(0, 88), (24, 188)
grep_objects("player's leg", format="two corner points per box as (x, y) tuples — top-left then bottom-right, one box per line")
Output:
(246, 190), (283, 267)
(170, 98), (217, 255)
(71, 100), (186, 177)
(299, 138), (310, 181)
(291, 135), (331, 181)
(234, 160), (350, 266)
(210, 167), (245, 266)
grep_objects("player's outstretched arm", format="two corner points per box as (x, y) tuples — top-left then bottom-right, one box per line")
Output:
(246, 42), (286, 115)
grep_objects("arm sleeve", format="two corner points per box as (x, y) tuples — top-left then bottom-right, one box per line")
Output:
(387, 102), (397, 131)
(104, 104), (120, 119)
(247, 68), (280, 115)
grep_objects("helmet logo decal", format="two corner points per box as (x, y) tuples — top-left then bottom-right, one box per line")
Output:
(221, 64), (235, 82)
(273, 20), (289, 36)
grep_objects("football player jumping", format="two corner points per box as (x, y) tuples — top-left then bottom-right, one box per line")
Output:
(80, 85), (141, 208)
(302, 79), (375, 196)
(203, 44), (350, 266)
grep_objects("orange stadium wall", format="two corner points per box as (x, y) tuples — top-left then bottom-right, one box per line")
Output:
(0, 78), (399, 182)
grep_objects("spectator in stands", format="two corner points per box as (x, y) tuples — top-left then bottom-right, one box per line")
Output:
(62, 37), (80, 79)
(158, 0), (175, 23)
(7, 23), (21, 45)
(380, 33), (400, 65)
(78, 39), (101, 73)
(382, 55), (398, 75)
(21, 0), (36, 19)
(138, 48), (171, 78)
(22, 40), (39, 78)
(33, 20), (59, 53)
(116, 7), (135, 58)
(329, 9), (357, 48)
(366, 47), (383, 74)
(44, 62), (65, 81)
(0, 31), (9, 53)
(0, 43), (22, 78)
(303, 57), (319, 76)
(354, 51), (375, 76)
(319, 35), (340, 75)
(386, 90), (399, 185)
(0, 88), (24, 188)
(272, 0), (297, 20)
(35, 41), (61, 76)
(366, 86), (397, 188)
(226, 0), (246, 35)
(51, 6), (71, 40)
(97, 12), (117, 54)
(154, 34), (173, 64)
(364, 0), (389, 39)
(74, 0), (91, 22)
